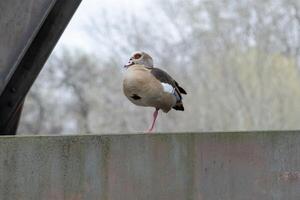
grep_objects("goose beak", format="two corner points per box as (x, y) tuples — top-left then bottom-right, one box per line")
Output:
(124, 60), (134, 68)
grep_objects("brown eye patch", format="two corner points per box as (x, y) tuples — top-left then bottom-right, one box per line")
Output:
(133, 53), (142, 59)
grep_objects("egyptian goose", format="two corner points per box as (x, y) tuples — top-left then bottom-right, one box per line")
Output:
(123, 51), (187, 132)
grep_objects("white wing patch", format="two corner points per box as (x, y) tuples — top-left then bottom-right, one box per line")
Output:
(161, 83), (175, 94)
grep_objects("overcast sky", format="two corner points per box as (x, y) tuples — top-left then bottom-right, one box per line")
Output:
(55, 0), (149, 53)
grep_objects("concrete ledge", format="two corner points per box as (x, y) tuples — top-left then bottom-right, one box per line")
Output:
(0, 131), (300, 199)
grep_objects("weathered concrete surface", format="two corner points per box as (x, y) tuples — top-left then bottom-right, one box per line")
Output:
(0, 132), (300, 200)
(0, 0), (55, 93)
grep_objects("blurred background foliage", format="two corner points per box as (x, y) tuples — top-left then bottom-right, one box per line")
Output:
(18, 0), (300, 134)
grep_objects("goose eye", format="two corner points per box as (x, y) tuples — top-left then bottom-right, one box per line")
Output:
(133, 53), (142, 59)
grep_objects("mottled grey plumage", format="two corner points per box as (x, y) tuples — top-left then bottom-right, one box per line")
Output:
(151, 68), (186, 95)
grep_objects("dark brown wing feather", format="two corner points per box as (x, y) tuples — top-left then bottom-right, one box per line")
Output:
(150, 68), (187, 95)
(175, 81), (187, 94)
(151, 68), (186, 111)
(150, 68), (176, 87)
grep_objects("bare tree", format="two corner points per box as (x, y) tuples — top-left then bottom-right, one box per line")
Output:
(19, 0), (300, 134)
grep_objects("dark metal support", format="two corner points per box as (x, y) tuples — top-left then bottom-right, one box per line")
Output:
(0, 0), (82, 134)
(1, 100), (25, 135)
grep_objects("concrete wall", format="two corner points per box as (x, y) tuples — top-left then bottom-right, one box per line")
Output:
(0, 132), (300, 200)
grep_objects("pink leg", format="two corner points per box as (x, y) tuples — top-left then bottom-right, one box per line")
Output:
(147, 108), (159, 133)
